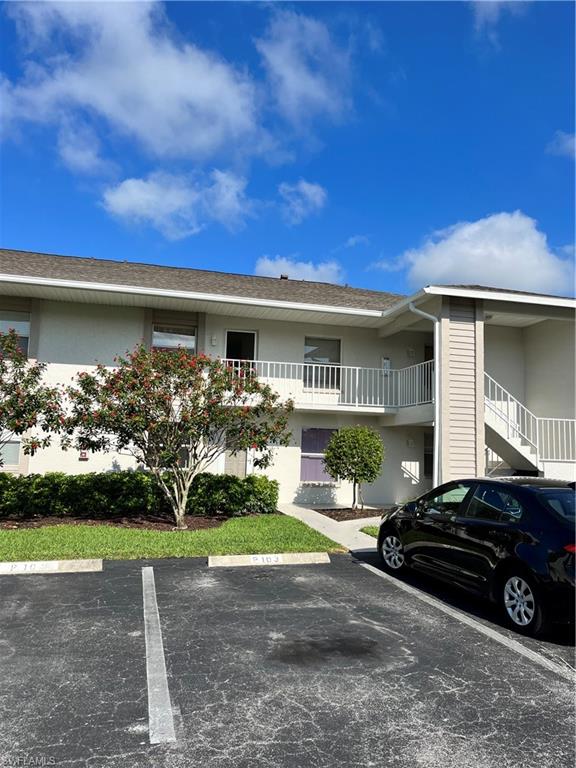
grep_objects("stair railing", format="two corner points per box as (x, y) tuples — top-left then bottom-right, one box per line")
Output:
(484, 373), (539, 458)
(485, 373), (576, 464)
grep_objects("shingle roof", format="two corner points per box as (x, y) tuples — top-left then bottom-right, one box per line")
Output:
(0, 248), (403, 311)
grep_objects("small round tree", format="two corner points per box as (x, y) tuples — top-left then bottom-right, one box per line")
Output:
(323, 426), (384, 509)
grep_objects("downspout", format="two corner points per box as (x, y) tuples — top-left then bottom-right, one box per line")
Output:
(408, 303), (441, 487)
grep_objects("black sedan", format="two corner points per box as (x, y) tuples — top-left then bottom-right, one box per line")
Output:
(377, 477), (575, 636)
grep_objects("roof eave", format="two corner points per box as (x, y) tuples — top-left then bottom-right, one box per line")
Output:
(0, 273), (387, 319)
(423, 285), (576, 309)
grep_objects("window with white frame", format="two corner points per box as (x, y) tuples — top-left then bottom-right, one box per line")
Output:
(0, 311), (30, 357)
(300, 428), (336, 483)
(0, 441), (20, 467)
(152, 324), (196, 352)
(304, 337), (341, 389)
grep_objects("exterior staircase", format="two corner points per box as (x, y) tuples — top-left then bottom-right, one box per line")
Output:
(484, 373), (576, 477)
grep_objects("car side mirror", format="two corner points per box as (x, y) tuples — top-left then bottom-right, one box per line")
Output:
(404, 501), (419, 514)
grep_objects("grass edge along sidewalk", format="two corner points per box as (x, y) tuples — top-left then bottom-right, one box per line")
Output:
(0, 514), (343, 562)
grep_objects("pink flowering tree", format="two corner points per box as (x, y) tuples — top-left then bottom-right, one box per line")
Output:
(0, 329), (62, 463)
(63, 346), (293, 529)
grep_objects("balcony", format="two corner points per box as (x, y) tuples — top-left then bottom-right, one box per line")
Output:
(223, 358), (434, 413)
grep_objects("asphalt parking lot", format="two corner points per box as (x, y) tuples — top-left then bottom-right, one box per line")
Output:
(0, 554), (574, 768)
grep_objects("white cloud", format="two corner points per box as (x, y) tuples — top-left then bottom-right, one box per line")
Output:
(2, 2), (260, 160)
(102, 170), (252, 240)
(546, 131), (575, 160)
(381, 211), (573, 296)
(344, 234), (370, 248)
(2, 3), (368, 236)
(559, 243), (575, 258)
(471, 1), (529, 43)
(255, 255), (344, 284)
(255, 10), (351, 127)
(202, 170), (255, 231)
(372, 255), (405, 273)
(57, 122), (111, 175)
(278, 179), (327, 225)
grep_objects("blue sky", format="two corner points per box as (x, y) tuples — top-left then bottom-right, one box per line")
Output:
(1, 1), (574, 296)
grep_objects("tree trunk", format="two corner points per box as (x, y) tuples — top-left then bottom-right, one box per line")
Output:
(150, 467), (190, 530)
(173, 492), (189, 530)
(174, 515), (188, 530)
(352, 480), (357, 510)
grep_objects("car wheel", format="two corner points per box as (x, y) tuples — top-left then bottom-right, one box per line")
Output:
(379, 531), (406, 574)
(500, 571), (546, 637)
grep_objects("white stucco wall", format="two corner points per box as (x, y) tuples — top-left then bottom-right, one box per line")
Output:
(253, 412), (432, 507)
(19, 299), (436, 500)
(203, 314), (432, 370)
(28, 434), (137, 475)
(484, 320), (575, 419)
(484, 325), (525, 401)
(25, 302), (146, 473)
(523, 320), (575, 418)
(35, 300), (146, 366)
(540, 461), (576, 482)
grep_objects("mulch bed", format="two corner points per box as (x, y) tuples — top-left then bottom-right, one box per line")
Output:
(316, 508), (387, 522)
(0, 515), (225, 532)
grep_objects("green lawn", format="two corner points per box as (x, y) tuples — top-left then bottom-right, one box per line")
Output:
(361, 526), (379, 538)
(0, 514), (342, 561)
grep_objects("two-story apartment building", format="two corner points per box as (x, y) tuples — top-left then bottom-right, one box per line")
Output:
(0, 248), (574, 505)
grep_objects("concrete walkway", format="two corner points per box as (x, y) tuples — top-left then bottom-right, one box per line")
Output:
(279, 503), (378, 553)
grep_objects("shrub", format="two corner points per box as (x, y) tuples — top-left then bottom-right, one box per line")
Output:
(0, 470), (279, 520)
(243, 475), (280, 515)
(188, 473), (278, 517)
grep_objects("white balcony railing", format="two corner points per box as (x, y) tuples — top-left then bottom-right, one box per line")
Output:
(222, 359), (434, 410)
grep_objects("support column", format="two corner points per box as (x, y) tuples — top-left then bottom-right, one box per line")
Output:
(475, 300), (485, 477)
(440, 297), (485, 481)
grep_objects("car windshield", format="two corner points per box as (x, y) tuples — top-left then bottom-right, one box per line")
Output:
(537, 488), (575, 521)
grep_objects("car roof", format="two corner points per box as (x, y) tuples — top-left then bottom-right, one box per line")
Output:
(458, 477), (575, 490)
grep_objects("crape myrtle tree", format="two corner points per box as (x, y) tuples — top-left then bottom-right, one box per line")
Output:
(0, 329), (62, 464)
(63, 346), (293, 529)
(323, 426), (384, 509)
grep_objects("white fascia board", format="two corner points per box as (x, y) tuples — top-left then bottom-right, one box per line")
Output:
(0, 274), (385, 319)
(423, 285), (576, 309)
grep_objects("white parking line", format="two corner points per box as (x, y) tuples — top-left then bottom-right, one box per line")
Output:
(360, 562), (574, 683)
(142, 566), (177, 744)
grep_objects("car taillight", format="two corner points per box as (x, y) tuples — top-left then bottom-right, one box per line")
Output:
(564, 544), (576, 553)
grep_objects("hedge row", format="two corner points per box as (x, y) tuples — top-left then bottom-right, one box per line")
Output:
(0, 471), (279, 519)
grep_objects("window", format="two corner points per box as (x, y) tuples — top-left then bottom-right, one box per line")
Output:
(300, 428), (336, 483)
(538, 488), (575, 521)
(464, 484), (524, 523)
(0, 441), (20, 466)
(304, 337), (341, 389)
(421, 482), (472, 515)
(0, 311), (30, 356)
(152, 325), (196, 352)
(423, 432), (434, 479)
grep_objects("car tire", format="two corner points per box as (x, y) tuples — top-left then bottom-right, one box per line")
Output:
(378, 530), (407, 575)
(498, 568), (547, 637)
